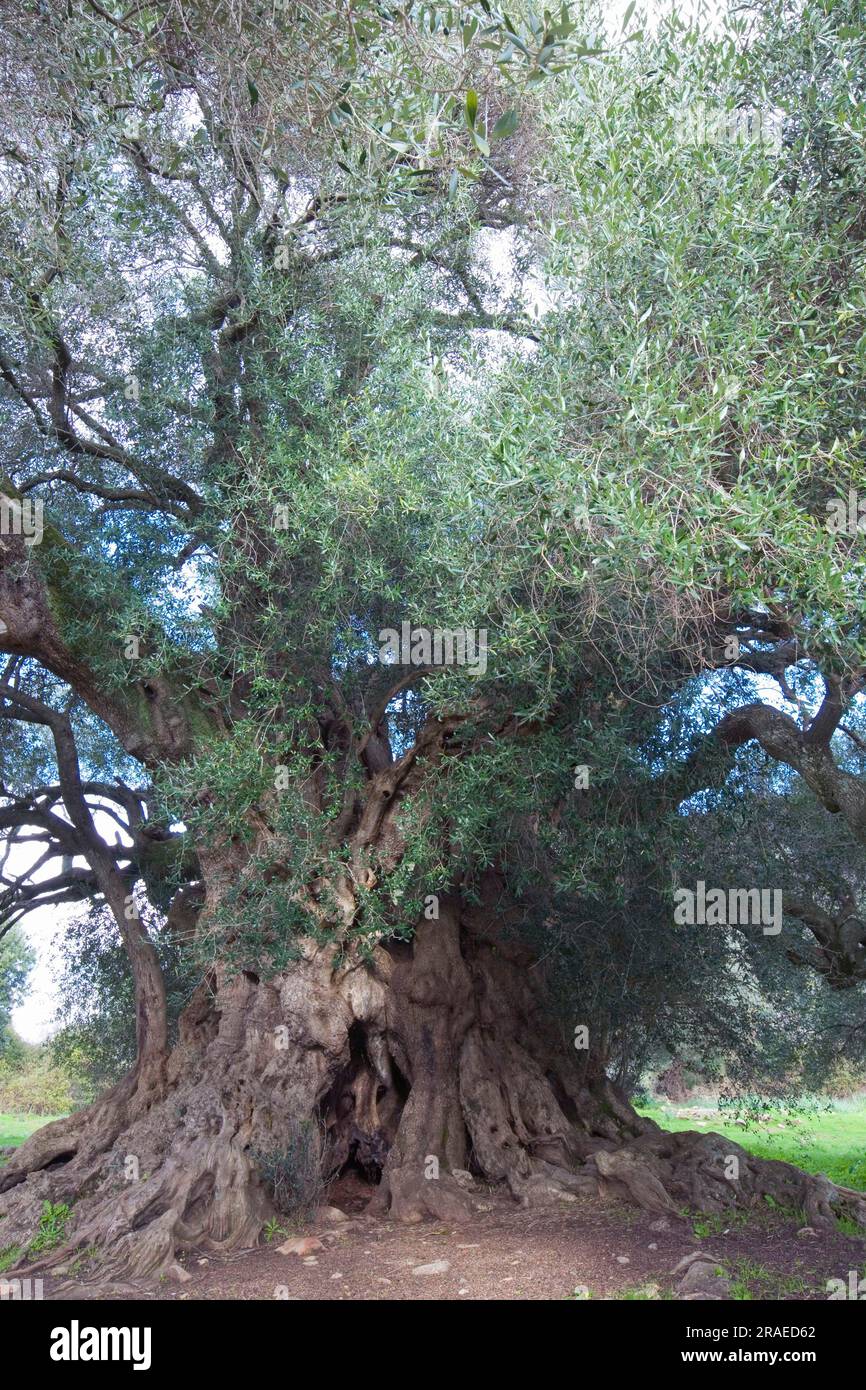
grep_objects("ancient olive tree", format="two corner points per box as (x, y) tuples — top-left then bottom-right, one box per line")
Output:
(0, 0), (864, 1279)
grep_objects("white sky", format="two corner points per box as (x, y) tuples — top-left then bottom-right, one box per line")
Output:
(12, 905), (65, 1043)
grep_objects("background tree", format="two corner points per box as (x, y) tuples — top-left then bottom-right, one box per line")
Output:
(0, 925), (34, 1058)
(50, 899), (196, 1098)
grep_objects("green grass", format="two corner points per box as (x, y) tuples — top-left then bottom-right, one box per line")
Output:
(0, 1245), (23, 1273)
(0, 1112), (67, 1149)
(29, 1201), (71, 1254)
(637, 1097), (866, 1191)
(727, 1258), (814, 1300)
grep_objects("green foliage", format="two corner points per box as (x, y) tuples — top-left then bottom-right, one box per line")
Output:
(0, 928), (34, 1055)
(532, 1), (866, 669)
(0, 1047), (77, 1117)
(50, 903), (197, 1096)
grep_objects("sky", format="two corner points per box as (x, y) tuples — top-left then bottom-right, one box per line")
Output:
(12, 903), (65, 1043)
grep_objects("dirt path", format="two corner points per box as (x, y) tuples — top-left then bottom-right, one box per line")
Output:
(45, 1180), (865, 1302)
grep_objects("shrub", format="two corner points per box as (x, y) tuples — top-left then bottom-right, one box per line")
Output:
(0, 1048), (76, 1115)
(251, 1122), (323, 1221)
(820, 1060), (866, 1101)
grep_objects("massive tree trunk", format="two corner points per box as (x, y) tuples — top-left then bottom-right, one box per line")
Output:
(2, 872), (864, 1284)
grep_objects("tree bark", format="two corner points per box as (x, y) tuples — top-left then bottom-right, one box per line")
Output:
(1, 873), (864, 1283)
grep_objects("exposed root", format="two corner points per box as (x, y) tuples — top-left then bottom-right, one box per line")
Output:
(587, 1128), (866, 1232)
(0, 952), (390, 1279)
(1, 883), (862, 1283)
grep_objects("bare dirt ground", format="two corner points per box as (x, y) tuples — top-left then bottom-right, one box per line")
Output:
(44, 1175), (866, 1302)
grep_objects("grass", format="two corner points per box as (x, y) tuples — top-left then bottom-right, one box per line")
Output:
(0, 1201), (74, 1277)
(0, 1245), (23, 1273)
(29, 1201), (71, 1254)
(690, 1209), (753, 1239)
(728, 1257), (814, 1301)
(637, 1097), (866, 1191)
(0, 1112), (67, 1149)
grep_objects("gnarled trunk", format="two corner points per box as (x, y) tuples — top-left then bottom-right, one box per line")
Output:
(1, 876), (864, 1283)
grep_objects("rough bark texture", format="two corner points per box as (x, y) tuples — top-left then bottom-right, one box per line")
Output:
(2, 882), (864, 1283)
